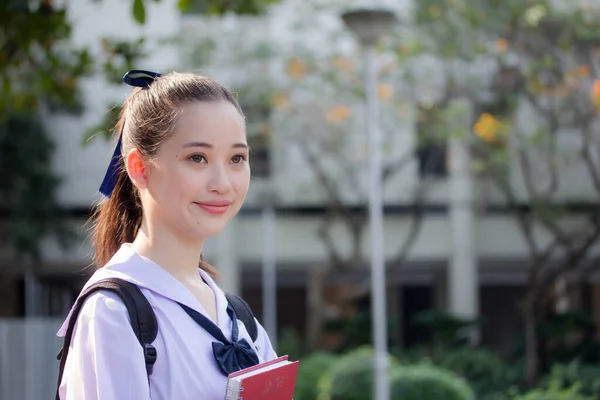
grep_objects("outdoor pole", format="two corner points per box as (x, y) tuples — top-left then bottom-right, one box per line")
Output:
(341, 9), (396, 400)
(261, 191), (278, 345)
(216, 218), (240, 295)
(365, 42), (389, 400)
(448, 98), (479, 344)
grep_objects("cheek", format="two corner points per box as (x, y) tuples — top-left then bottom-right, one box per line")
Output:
(233, 169), (250, 196)
(178, 168), (204, 189)
(149, 164), (193, 198)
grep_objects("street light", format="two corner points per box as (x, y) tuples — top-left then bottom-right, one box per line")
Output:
(341, 8), (396, 400)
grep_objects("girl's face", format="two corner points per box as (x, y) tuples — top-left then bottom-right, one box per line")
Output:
(141, 101), (250, 242)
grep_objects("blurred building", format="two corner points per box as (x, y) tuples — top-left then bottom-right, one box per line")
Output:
(1, 0), (600, 362)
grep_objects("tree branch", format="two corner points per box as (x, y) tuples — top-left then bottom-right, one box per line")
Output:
(513, 99), (560, 200)
(388, 181), (428, 270)
(382, 151), (414, 182)
(294, 117), (366, 268)
(579, 122), (600, 195)
(535, 215), (600, 300)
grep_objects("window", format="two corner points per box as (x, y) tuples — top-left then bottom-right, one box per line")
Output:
(237, 87), (272, 178)
(417, 142), (448, 178)
(415, 107), (448, 178)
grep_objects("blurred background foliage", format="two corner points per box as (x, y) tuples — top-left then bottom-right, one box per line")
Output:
(0, 0), (281, 261)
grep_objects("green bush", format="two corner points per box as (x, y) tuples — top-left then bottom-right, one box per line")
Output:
(511, 378), (593, 400)
(539, 311), (600, 365)
(276, 326), (305, 361)
(294, 352), (339, 400)
(318, 346), (397, 400)
(411, 310), (483, 347)
(547, 360), (600, 398)
(390, 364), (475, 400)
(427, 347), (512, 396)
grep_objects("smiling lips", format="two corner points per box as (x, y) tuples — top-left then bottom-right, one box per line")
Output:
(194, 201), (230, 215)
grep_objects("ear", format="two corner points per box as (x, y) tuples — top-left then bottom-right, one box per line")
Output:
(125, 148), (149, 190)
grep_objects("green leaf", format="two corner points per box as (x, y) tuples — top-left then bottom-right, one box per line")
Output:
(471, 159), (487, 173)
(2, 77), (10, 95)
(177, 0), (190, 11)
(132, 0), (146, 24)
(208, 4), (220, 15)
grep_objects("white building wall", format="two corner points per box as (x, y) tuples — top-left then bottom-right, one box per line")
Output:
(2, 0), (597, 275)
(2, 213), (595, 274)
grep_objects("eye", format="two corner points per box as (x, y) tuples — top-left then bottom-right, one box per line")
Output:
(189, 154), (207, 163)
(231, 154), (247, 164)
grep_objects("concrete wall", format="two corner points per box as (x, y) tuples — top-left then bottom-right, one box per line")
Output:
(2, 212), (597, 274)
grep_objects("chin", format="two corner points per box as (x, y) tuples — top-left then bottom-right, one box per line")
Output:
(193, 221), (228, 239)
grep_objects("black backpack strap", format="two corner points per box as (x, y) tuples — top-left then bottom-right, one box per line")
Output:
(55, 278), (158, 400)
(225, 293), (258, 342)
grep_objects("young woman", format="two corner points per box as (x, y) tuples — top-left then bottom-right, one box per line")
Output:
(56, 70), (277, 399)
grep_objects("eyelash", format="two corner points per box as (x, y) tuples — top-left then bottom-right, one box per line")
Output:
(188, 154), (248, 164)
(231, 154), (247, 164)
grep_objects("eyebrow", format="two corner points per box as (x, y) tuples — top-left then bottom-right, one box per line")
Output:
(182, 141), (249, 150)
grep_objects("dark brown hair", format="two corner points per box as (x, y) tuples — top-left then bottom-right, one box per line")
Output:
(91, 72), (243, 276)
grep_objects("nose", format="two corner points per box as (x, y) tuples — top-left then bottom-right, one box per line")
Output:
(206, 164), (232, 194)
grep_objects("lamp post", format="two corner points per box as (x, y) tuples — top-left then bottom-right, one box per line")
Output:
(341, 8), (396, 400)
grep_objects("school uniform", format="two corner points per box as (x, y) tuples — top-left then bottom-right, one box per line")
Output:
(56, 244), (277, 400)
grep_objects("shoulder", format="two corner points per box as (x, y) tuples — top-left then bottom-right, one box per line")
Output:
(253, 317), (279, 362)
(64, 289), (144, 355)
(81, 290), (129, 315)
(75, 290), (133, 329)
(57, 285), (133, 338)
(58, 289), (151, 399)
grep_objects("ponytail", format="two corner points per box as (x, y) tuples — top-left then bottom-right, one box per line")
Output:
(91, 110), (143, 267)
(91, 164), (142, 267)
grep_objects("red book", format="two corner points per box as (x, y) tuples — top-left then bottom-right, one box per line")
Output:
(224, 355), (299, 400)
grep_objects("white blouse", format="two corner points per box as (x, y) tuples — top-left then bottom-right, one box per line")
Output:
(57, 244), (277, 400)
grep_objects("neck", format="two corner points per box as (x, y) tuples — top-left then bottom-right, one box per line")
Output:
(131, 220), (204, 282)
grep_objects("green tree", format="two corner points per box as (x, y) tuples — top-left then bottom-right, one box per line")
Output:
(131, 0), (281, 23)
(410, 0), (600, 384)
(176, 1), (600, 372)
(173, 0), (451, 351)
(0, 0), (281, 263)
(0, 0), (93, 261)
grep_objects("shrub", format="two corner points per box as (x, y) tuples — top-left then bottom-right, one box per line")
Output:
(411, 310), (483, 347)
(427, 347), (512, 396)
(544, 360), (600, 398)
(390, 364), (475, 400)
(276, 326), (305, 361)
(294, 352), (339, 400)
(318, 346), (397, 400)
(511, 378), (593, 400)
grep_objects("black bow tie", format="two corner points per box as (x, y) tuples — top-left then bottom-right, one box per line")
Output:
(178, 302), (260, 375)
